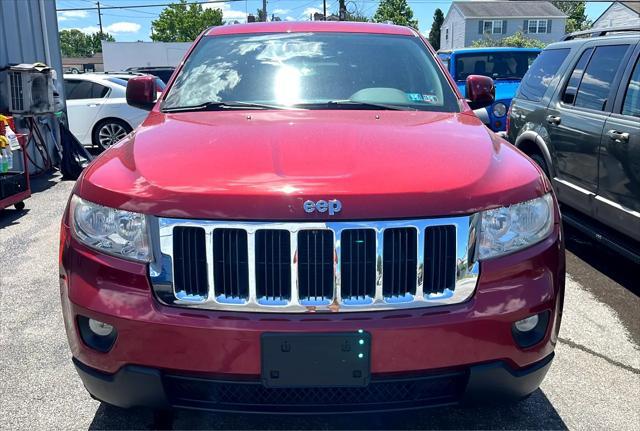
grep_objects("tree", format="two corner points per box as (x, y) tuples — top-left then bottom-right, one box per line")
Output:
(59, 29), (114, 57)
(552, 1), (591, 33)
(428, 8), (444, 51)
(343, 11), (370, 22)
(373, 0), (418, 28)
(256, 8), (266, 22)
(471, 31), (547, 49)
(151, 0), (223, 42)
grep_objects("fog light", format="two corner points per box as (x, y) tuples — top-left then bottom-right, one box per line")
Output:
(515, 315), (539, 332)
(88, 319), (114, 336)
(77, 316), (117, 352)
(511, 311), (550, 348)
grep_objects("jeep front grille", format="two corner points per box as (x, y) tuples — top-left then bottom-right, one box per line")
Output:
(150, 216), (479, 312)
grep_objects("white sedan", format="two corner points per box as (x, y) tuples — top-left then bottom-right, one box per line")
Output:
(63, 73), (162, 149)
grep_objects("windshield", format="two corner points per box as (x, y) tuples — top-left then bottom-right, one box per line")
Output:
(162, 32), (459, 112)
(454, 51), (540, 81)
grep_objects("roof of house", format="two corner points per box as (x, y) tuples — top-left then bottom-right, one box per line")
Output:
(621, 1), (640, 13)
(452, 1), (567, 18)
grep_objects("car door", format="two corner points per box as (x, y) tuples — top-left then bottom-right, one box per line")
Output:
(596, 45), (640, 241)
(64, 79), (109, 145)
(545, 41), (635, 217)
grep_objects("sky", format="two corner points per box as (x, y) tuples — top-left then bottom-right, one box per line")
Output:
(56, 0), (614, 42)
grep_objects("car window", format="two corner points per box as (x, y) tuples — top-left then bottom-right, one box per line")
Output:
(517, 48), (569, 102)
(162, 33), (459, 112)
(561, 48), (593, 105)
(574, 45), (631, 111)
(65, 80), (109, 100)
(453, 51), (539, 81)
(621, 55), (640, 118)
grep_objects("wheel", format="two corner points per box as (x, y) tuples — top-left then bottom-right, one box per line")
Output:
(93, 119), (132, 151)
(529, 152), (550, 179)
(14, 201), (25, 210)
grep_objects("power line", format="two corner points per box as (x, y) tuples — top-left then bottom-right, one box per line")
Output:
(57, 0), (247, 12)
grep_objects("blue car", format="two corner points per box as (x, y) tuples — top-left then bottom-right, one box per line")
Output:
(438, 47), (541, 131)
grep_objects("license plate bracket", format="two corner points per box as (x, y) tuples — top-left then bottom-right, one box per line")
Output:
(261, 332), (371, 388)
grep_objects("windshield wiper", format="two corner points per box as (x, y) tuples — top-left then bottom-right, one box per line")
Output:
(296, 100), (417, 111)
(161, 101), (288, 113)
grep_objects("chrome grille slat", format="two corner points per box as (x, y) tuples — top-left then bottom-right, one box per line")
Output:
(152, 216), (480, 313)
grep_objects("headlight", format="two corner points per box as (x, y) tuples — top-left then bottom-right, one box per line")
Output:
(492, 102), (507, 118)
(478, 194), (554, 260)
(70, 195), (151, 262)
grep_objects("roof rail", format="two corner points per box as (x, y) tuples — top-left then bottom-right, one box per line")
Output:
(562, 26), (640, 41)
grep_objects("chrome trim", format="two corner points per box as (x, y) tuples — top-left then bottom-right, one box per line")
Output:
(149, 216), (480, 313)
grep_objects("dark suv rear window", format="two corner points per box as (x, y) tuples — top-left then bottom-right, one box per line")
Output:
(517, 48), (569, 102)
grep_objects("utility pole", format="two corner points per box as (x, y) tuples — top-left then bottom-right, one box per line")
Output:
(96, 1), (103, 36)
(262, 0), (267, 22)
(323, 0), (326, 20)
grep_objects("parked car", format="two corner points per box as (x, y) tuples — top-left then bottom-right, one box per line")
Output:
(438, 47), (541, 131)
(507, 28), (639, 262)
(63, 73), (155, 149)
(125, 66), (175, 84)
(60, 22), (564, 413)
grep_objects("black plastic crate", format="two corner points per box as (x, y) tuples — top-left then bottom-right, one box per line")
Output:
(0, 172), (27, 201)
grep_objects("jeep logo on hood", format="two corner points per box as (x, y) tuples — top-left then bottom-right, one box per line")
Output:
(303, 199), (342, 216)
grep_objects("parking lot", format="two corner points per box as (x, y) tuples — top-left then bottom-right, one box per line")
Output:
(0, 173), (638, 430)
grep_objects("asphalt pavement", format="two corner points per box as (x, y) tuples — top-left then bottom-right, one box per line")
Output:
(1, 173), (638, 430)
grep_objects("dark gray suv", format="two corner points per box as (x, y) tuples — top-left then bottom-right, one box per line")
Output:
(507, 28), (639, 261)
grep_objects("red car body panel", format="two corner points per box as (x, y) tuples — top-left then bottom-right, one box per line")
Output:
(76, 111), (549, 220)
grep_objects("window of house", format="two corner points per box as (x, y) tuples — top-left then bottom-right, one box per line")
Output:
(445, 28), (449, 40)
(528, 19), (547, 34)
(483, 20), (503, 34)
(574, 45), (631, 111)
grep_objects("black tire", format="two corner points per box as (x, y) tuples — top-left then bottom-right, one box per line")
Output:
(529, 152), (550, 179)
(14, 201), (25, 210)
(92, 119), (132, 151)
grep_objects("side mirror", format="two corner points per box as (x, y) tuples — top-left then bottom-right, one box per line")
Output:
(465, 75), (495, 110)
(126, 76), (157, 111)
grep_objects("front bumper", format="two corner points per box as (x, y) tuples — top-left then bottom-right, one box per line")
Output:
(73, 353), (554, 413)
(60, 220), (564, 411)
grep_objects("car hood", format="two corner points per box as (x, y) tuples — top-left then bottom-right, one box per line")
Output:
(457, 80), (520, 103)
(78, 110), (548, 220)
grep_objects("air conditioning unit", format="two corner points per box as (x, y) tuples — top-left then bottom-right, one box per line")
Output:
(7, 67), (54, 115)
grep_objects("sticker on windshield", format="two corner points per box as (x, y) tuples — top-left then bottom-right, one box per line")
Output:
(407, 93), (423, 102)
(422, 94), (439, 104)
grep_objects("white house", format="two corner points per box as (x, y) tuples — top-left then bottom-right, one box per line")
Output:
(440, 1), (567, 50)
(592, 2), (640, 29)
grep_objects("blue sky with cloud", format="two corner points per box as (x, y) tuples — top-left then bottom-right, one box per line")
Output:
(56, 0), (612, 42)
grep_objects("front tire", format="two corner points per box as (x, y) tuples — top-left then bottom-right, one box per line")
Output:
(93, 119), (132, 151)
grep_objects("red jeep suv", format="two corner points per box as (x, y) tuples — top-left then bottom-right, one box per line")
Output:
(59, 22), (565, 413)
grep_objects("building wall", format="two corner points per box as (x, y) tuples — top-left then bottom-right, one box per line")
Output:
(102, 42), (192, 71)
(440, 6), (466, 51)
(464, 18), (566, 47)
(593, 2), (640, 29)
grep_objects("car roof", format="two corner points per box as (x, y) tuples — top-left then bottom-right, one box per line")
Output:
(545, 32), (639, 50)
(206, 21), (417, 37)
(438, 47), (542, 55)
